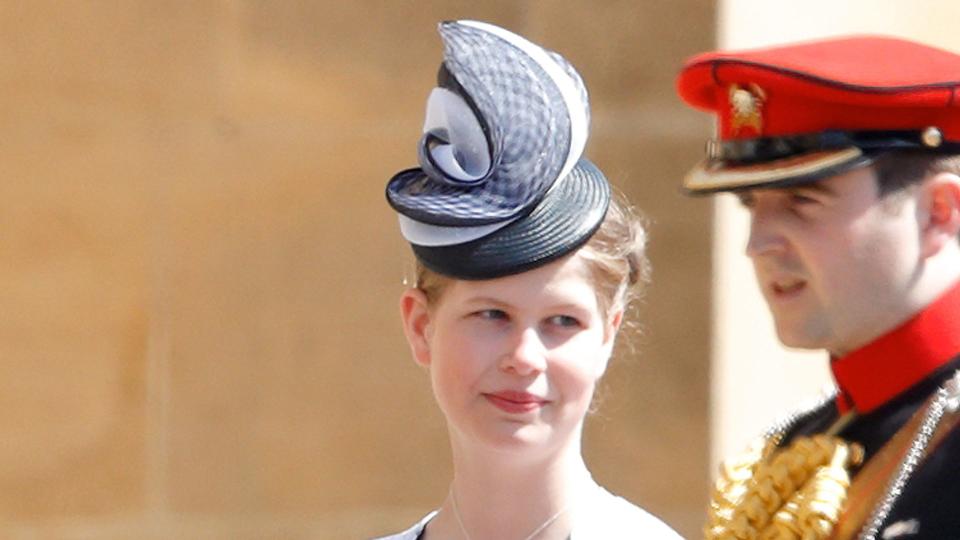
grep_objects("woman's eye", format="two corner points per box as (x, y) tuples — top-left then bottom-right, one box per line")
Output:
(475, 309), (508, 321)
(547, 315), (581, 328)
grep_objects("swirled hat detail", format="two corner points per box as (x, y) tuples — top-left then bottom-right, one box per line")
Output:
(386, 20), (610, 280)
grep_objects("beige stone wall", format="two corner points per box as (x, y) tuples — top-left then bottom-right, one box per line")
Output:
(1, 2), (713, 538)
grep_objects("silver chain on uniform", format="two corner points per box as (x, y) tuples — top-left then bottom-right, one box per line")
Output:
(762, 370), (960, 540)
(859, 370), (960, 540)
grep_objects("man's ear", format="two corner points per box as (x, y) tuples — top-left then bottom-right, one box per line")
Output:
(399, 288), (433, 367)
(920, 172), (960, 259)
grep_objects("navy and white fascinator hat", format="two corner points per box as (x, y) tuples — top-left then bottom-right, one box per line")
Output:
(386, 20), (610, 280)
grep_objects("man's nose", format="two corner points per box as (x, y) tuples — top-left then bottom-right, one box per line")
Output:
(744, 205), (788, 258)
(499, 327), (547, 376)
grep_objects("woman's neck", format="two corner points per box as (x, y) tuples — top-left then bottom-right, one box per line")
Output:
(428, 432), (595, 540)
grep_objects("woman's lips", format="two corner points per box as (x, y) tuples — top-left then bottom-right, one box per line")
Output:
(483, 391), (548, 414)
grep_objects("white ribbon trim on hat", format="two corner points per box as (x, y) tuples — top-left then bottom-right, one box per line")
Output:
(400, 20), (589, 247)
(461, 20), (588, 183)
(397, 168), (576, 247)
(422, 87), (491, 183)
(398, 214), (518, 247)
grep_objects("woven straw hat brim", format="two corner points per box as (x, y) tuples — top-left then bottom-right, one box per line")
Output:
(412, 159), (610, 280)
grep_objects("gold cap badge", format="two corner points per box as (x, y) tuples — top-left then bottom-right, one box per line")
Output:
(729, 83), (766, 135)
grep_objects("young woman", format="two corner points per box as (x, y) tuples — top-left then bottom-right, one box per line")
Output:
(377, 20), (680, 540)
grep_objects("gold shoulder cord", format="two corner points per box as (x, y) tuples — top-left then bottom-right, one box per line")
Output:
(706, 371), (960, 540)
(705, 410), (861, 540)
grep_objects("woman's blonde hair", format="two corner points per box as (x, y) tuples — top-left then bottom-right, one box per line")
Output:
(415, 189), (649, 320)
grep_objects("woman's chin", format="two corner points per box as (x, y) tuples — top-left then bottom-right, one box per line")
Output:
(468, 423), (568, 456)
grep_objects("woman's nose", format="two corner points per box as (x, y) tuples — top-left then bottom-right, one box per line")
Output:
(498, 327), (547, 376)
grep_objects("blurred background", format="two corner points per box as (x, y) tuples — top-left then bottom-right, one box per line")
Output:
(11, 1), (959, 539)
(0, 2), (713, 538)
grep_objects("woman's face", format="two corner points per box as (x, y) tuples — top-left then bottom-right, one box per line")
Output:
(400, 254), (620, 455)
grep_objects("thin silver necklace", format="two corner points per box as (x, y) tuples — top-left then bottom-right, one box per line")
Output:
(448, 485), (571, 540)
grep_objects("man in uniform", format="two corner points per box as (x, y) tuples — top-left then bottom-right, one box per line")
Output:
(676, 36), (960, 539)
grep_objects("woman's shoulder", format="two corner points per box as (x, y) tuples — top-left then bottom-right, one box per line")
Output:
(573, 488), (682, 539)
(370, 510), (437, 540)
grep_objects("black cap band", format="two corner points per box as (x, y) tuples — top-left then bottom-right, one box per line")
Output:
(710, 129), (960, 164)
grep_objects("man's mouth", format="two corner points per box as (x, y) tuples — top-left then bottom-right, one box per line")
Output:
(771, 278), (806, 296)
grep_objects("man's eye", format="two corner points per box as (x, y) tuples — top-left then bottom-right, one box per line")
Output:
(789, 192), (818, 205)
(736, 193), (756, 208)
(547, 315), (581, 328)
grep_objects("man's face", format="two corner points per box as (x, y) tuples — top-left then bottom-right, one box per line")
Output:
(738, 166), (924, 356)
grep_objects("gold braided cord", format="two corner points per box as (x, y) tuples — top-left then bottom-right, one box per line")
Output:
(705, 435), (863, 540)
(706, 437), (770, 538)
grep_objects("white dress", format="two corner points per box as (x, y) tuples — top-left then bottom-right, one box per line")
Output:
(372, 487), (682, 539)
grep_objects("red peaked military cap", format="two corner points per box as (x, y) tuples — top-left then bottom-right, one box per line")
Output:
(676, 35), (960, 193)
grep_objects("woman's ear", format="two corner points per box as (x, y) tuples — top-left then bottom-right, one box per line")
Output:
(920, 172), (960, 259)
(607, 309), (624, 341)
(399, 288), (433, 367)
(594, 307), (625, 379)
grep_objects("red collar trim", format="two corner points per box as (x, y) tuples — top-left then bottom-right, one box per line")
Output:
(831, 280), (960, 414)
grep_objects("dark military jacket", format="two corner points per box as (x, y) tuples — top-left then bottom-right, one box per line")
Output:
(783, 357), (960, 539)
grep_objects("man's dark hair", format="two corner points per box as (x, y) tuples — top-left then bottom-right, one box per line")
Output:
(873, 150), (960, 196)
(872, 150), (960, 245)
